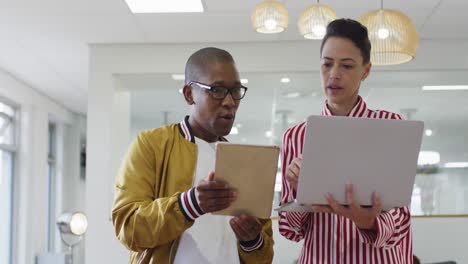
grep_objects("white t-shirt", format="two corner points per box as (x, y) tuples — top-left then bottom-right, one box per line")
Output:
(173, 138), (239, 264)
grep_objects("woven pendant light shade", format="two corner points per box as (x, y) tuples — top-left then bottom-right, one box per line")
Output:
(360, 9), (419, 65)
(298, 3), (336, 39)
(251, 0), (289, 34)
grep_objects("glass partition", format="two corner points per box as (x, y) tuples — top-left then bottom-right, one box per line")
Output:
(119, 69), (468, 216)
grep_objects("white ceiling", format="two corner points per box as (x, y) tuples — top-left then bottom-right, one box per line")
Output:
(1, 0), (468, 113)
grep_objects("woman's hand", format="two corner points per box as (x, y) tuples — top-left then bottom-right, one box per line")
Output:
(312, 184), (382, 230)
(285, 156), (302, 191)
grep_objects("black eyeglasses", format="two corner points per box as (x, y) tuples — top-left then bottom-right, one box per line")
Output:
(188, 81), (248, 100)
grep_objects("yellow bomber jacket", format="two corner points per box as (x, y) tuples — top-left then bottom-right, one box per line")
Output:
(112, 117), (274, 264)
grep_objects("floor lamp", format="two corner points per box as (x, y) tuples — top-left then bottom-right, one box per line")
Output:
(56, 212), (88, 264)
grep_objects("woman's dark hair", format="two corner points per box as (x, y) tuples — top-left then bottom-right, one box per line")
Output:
(320, 18), (371, 64)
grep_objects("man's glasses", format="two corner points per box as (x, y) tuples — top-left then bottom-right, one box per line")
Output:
(188, 81), (248, 100)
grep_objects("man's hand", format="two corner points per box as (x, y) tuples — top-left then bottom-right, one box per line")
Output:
(195, 172), (237, 213)
(285, 156), (302, 191)
(229, 214), (262, 242)
(312, 184), (382, 230)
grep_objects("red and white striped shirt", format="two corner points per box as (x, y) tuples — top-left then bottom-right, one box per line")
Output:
(279, 97), (413, 264)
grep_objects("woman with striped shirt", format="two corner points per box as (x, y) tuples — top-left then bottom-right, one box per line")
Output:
(279, 19), (412, 264)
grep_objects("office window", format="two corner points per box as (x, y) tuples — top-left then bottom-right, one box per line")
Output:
(47, 123), (57, 252)
(0, 100), (16, 264)
(0, 102), (15, 146)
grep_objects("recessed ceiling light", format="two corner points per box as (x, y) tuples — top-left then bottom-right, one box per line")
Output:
(236, 123), (243, 128)
(422, 85), (468, 91)
(285, 92), (301, 98)
(125, 0), (204, 13)
(281, 77), (291, 83)
(265, 130), (273, 138)
(241, 78), (248, 84)
(178, 89), (183, 94)
(444, 162), (468, 168)
(171, 74), (185, 81)
(417, 151), (440, 166)
(425, 129), (433, 136)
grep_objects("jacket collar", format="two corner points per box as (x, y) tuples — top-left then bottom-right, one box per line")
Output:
(178, 116), (228, 143)
(178, 116), (195, 143)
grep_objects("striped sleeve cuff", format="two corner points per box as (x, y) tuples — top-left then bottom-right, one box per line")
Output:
(239, 234), (264, 252)
(358, 213), (391, 247)
(178, 187), (205, 221)
(285, 211), (308, 228)
(362, 208), (409, 248)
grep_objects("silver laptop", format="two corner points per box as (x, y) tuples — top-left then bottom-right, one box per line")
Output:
(277, 115), (424, 212)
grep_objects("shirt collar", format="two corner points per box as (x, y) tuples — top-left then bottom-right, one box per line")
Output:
(322, 96), (367, 117)
(178, 116), (228, 143)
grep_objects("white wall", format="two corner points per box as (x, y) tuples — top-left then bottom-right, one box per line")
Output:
(0, 68), (86, 264)
(413, 217), (468, 263)
(87, 41), (468, 264)
(86, 54), (130, 264)
(58, 116), (87, 264)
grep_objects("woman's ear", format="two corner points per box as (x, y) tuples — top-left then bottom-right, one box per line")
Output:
(183, 85), (195, 105)
(362, 62), (372, 81)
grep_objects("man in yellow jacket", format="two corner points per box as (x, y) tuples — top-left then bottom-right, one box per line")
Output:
(112, 47), (274, 264)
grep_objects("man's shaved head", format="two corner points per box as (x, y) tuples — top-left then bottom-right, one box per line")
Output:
(184, 47), (235, 85)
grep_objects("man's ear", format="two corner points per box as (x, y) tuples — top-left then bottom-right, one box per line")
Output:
(183, 85), (195, 105)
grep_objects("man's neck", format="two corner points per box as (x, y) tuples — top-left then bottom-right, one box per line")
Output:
(188, 116), (218, 143)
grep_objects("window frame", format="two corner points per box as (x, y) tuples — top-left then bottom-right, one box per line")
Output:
(47, 122), (57, 252)
(0, 96), (18, 264)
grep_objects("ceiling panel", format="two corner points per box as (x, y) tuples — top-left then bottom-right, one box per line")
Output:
(0, 0), (466, 115)
(0, 0), (131, 16)
(420, 0), (468, 39)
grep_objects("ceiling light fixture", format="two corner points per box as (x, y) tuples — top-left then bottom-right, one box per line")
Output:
(359, 0), (419, 65)
(251, 0), (289, 34)
(280, 77), (290, 83)
(417, 151), (440, 166)
(444, 162), (468, 169)
(125, 0), (204, 13)
(171, 74), (185, 81)
(422, 85), (468, 91)
(285, 92), (301, 98)
(298, 1), (336, 39)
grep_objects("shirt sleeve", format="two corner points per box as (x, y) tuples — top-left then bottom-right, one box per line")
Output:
(357, 206), (412, 248)
(278, 127), (311, 242)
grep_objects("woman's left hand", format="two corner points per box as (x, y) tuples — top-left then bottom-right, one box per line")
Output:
(312, 184), (382, 230)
